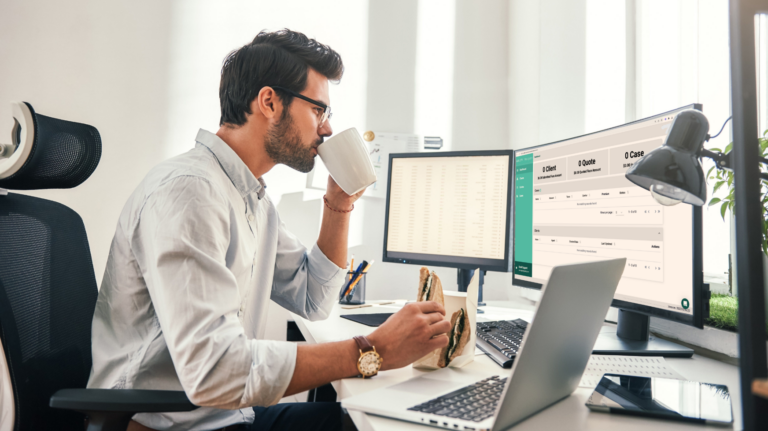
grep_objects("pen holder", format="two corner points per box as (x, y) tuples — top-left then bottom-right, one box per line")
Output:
(340, 271), (366, 305)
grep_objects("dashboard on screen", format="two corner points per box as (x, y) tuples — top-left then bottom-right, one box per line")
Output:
(513, 106), (703, 320)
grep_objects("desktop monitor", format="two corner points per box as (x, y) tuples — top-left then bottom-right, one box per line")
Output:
(382, 150), (515, 303)
(513, 104), (706, 357)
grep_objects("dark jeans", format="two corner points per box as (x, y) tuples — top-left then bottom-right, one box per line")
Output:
(237, 402), (343, 431)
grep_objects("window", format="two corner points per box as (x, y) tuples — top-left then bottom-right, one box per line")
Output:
(584, 0), (731, 283)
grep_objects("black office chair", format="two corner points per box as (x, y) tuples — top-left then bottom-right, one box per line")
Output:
(0, 102), (197, 431)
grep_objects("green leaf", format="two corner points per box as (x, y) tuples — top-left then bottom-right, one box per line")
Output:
(721, 201), (729, 220)
(727, 175), (733, 188)
(709, 147), (722, 153)
(713, 180), (726, 194)
(706, 166), (716, 180)
(708, 197), (722, 207)
(725, 142), (733, 153)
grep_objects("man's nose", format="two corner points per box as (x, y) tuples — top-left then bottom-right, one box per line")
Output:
(319, 120), (333, 137)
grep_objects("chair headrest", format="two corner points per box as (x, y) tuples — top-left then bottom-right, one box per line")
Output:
(0, 102), (101, 190)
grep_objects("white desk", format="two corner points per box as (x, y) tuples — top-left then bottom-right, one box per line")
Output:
(291, 300), (742, 430)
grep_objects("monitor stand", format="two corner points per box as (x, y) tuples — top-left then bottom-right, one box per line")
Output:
(592, 309), (693, 357)
(457, 269), (486, 314)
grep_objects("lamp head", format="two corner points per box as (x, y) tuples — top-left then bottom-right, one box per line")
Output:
(625, 110), (709, 206)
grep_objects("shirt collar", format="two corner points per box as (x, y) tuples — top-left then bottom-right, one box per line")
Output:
(195, 129), (266, 200)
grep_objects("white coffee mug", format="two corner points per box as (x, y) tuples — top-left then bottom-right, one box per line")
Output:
(317, 127), (377, 195)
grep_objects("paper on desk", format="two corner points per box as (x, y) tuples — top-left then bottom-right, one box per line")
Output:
(579, 355), (684, 388)
(364, 132), (421, 199)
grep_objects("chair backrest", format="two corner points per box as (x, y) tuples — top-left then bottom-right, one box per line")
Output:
(0, 102), (101, 190)
(0, 102), (101, 431)
(0, 194), (98, 430)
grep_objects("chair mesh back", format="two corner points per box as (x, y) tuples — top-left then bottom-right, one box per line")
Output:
(0, 103), (101, 190)
(0, 193), (98, 431)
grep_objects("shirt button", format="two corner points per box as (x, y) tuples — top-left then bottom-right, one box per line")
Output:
(248, 214), (254, 222)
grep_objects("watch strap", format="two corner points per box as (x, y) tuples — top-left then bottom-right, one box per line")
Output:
(353, 335), (374, 353)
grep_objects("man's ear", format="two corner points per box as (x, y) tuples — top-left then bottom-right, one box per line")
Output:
(252, 86), (283, 121)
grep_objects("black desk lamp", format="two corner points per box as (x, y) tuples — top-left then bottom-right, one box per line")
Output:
(625, 109), (710, 206)
(626, 109), (768, 207)
(624, 1), (768, 423)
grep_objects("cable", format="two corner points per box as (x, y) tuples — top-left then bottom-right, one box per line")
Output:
(709, 116), (732, 141)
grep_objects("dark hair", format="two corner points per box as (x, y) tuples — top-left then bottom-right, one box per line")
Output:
(219, 29), (344, 126)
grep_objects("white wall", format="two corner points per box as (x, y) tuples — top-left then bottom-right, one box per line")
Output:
(0, 0), (369, 287)
(0, 0), (176, 287)
(508, 0), (588, 148)
(451, 0), (510, 152)
(347, 0), (523, 302)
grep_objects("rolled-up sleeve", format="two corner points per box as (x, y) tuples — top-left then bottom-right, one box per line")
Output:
(130, 176), (296, 409)
(270, 216), (347, 321)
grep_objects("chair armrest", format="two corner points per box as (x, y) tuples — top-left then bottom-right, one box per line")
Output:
(50, 388), (197, 413)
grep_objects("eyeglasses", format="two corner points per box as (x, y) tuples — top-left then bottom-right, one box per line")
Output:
(271, 86), (333, 127)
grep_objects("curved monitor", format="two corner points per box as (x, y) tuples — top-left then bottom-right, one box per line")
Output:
(382, 150), (514, 272)
(513, 105), (705, 329)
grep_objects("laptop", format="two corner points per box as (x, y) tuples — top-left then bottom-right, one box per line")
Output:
(342, 258), (626, 431)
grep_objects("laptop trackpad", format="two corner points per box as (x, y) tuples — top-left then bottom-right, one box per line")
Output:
(388, 376), (463, 396)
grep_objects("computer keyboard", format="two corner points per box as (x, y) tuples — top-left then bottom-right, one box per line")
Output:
(475, 319), (529, 368)
(407, 375), (507, 423)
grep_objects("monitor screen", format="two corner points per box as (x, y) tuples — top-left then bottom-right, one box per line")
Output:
(513, 105), (703, 324)
(383, 150), (514, 272)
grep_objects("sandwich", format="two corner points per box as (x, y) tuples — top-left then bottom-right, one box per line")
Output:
(417, 267), (444, 305)
(414, 267), (471, 369)
(438, 308), (471, 368)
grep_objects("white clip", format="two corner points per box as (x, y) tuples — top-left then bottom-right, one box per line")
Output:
(0, 143), (14, 159)
(0, 188), (7, 196)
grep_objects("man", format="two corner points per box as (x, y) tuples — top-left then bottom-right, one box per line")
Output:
(88, 29), (451, 431)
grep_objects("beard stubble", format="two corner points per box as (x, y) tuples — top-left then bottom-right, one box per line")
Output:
(264, 110), (322, 174)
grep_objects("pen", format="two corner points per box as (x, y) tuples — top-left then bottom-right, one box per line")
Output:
(345, 260), (374, 298)
(340, 261), (366, 300)
(349, 255), (354, 273)
(342, 260), (368, 298)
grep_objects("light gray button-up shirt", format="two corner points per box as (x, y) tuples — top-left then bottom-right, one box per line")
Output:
(88, 129), (346, 430)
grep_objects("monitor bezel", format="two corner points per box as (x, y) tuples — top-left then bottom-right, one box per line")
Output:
(382, 150), (515, 273)
(511, 103), (705, 328)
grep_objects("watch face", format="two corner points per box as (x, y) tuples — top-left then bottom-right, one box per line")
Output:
(359, 351), (381, 376)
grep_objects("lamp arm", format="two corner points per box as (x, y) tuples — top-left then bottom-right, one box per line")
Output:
(700, 148), (733, 170)
(700, 149), (768, 181)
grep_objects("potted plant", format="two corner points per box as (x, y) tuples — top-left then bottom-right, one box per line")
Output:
(707, 128), (768, 253)
(706, 128), (768, 330)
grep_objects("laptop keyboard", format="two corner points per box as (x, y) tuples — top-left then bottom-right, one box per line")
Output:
(407, 376), (507, 423)
(475, 319), (529, 368)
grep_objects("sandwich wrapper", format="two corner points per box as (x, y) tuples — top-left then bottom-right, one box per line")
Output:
(413, 270), (478, 370)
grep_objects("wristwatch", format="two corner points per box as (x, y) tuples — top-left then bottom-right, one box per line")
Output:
(353, 335), (382, 378)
